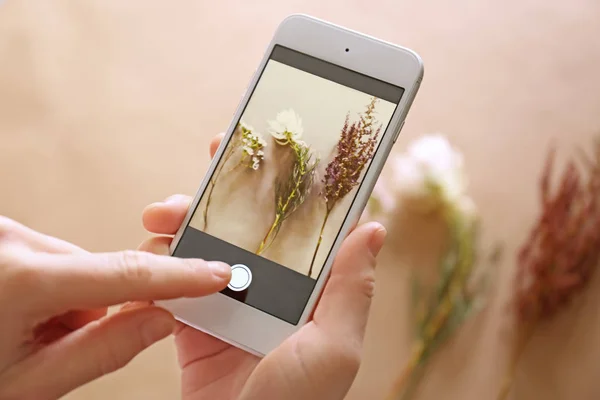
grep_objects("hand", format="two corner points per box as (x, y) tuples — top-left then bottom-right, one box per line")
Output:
(140, 133), (387, 400)
(0, 217), (231, 399)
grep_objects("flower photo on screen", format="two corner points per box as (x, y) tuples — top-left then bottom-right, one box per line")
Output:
(189, 59), (397, 279)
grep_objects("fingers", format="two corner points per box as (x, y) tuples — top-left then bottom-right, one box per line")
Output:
(0, 307), (175, 400)
(142, 195), (192, 235)
(32, 250), (231, 313)
(60, 308), (109, 330)
(210, 132), (225, 158)
(174, 324), (231, 368)
(138, 236), (172, 255)
(313, 222), (386, 342)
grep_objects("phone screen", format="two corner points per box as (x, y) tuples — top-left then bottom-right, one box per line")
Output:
(173, 45), (405, 325)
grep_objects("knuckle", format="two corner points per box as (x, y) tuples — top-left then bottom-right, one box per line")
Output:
(328, 266), (376, 300)
(94, 325), (141, 376)
(359, 272), (376, 299)
(324, 337), (362, 376)
(1, 254), (40, 291)
(0, 216), (20, 242)
(114, 250), (153, 283)
(0, 215), (17, 233)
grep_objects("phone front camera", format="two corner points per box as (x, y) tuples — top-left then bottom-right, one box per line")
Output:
(345, 48), (350, 52)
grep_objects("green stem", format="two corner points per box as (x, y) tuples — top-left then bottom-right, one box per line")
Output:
(308, 209), (331, 277)
(257, 214), (280, 255)
(203, 147), (234, 229)
(496, 324), (535, 400)
(256, 144), (307, 254)
(389, 204), (475, 400)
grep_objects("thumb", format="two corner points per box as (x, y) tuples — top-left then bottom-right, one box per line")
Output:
(1, 307), (175, 400)
(313, 222), (386, 341)
(209, 132), (225, 158)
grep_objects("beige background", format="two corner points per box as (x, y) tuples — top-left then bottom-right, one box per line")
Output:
(190, 59), (395, 277)
(1, 1), (600, 399)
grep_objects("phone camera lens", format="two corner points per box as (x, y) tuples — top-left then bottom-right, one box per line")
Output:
(345, 48), (350, 52)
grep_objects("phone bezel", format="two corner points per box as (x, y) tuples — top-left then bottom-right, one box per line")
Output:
(157, 14), (423, 357)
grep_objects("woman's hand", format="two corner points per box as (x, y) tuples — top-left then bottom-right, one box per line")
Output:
(140, 133), (386, 400)
(0, 217), (231, 400)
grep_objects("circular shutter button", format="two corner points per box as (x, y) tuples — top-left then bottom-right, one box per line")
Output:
(227, 264), (252, 292)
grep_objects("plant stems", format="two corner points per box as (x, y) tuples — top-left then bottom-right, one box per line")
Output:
(257, 141), (317, 255)
(308, 209), (332, 277)
(387, 203), (479, 400)
(387, 283), (455, 400)
(496, 323), (535, 400)
(203, 145), (235, 229)
(257, 214), (280, 255)
(386, 343), (423, 400)
(257, 166), (301, 254)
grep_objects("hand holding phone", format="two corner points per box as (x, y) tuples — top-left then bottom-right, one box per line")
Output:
(141, 149), (386, 400)
(158, 14), (423, 356)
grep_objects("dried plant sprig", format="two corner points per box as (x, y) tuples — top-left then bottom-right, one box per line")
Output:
(257, 111), (318, 255)
(202, 121), (263, 229)
(257, 140), (318, 254)
(308, 97), (382, 276)
(235, 122), (267, 170)
(382, 134), (501, 400)
(387, 193), (499, 400)
(202, 129), (239, 229)
(497, 138), (600, 400)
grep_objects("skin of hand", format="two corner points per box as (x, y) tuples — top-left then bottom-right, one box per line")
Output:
(138, 133), (387, 400)
(0, 217), (231, 400)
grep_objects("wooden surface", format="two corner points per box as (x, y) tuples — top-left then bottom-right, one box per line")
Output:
(1, 1), (600, 399)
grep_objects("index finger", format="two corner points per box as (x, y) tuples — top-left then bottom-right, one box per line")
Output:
(30, 250), (231, 313)
(210, 132), (225, 158)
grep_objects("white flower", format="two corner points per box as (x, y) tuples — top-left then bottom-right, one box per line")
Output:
(237, 120), (267, 170)
(363, 179), (397, 225)
(268, 109), (304, 144)
(239, 120), (255, 135)
(391, 134), (468, 212)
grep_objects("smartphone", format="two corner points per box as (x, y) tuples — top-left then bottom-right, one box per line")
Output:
(158, 14), (423, 356)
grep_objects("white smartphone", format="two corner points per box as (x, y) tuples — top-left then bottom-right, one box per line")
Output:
(158, 14), (423, 356)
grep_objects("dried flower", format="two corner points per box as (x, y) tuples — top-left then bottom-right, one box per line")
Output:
(237, 121), (267, 170)
(385, 134), (499, 400)
(257, 113), (318, 255)
(308, 97), (382, 276)
(364, 179), (397, 225)
(203, 122), (265, 228)
(268, 109), (304, 145)
(391, 134), (467, 214)
(497, 138), (600, 400)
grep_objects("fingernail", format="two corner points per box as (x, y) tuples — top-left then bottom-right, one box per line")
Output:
(208, 261), (231, 280)
(368, 224), (387, 257)
(141, 315), (175, 346)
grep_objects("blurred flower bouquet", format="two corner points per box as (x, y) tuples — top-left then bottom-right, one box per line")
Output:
(497, 138), (600, 400)
(375, 135), (500, 400)
(309, 97), (382, 276)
